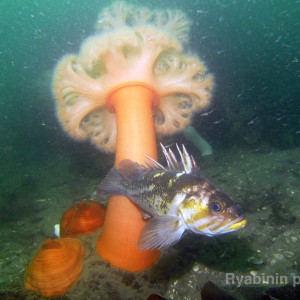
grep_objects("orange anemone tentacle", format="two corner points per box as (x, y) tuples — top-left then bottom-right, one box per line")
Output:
(96, 83), (160, 271)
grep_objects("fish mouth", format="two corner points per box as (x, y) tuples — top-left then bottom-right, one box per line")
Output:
(188, 214), (246, 236)
(213, 215), (247, 234)
(226, 216), (247, 231)
(203, 215), (246, 236)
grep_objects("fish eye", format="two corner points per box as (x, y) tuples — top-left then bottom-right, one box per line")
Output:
(210, 201), (224, 214)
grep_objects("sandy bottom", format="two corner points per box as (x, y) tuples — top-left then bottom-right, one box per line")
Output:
(0, 146), (299, 300)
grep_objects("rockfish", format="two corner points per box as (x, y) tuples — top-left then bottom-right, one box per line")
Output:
(98, 144), (246, 249)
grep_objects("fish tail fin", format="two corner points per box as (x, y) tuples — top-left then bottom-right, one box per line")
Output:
(97, 167), (126, 197)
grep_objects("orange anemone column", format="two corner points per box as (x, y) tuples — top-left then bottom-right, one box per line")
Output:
(96, 82), (160, 271)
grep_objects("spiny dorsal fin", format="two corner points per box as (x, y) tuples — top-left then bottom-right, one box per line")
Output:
(160, 143), (199, 174)
(161, 143), (179, 169)
(144, 144), (199, 174)
(144, 155), (167, 171)
(176, 144), (195, 173)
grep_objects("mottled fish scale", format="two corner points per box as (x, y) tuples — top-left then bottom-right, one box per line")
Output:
(125, 169), (199, 216)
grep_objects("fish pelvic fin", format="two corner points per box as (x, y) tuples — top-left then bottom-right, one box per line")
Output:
(97, 166), (126, 197)
(139, 216), (185, 250)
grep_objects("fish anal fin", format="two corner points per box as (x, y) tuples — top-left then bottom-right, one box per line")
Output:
(139, 216), (185, 250)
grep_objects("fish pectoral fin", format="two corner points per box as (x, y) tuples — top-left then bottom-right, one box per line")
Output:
(139, 216), (185, 250)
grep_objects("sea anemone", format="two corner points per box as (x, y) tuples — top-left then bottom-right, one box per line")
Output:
(52, 2), (214, 271)
(60, 199), (106, 237)
(25, 238), (84, 297)
(53, 2), (213, 153)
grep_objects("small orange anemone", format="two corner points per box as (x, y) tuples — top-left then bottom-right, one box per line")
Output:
(60, 199), (106, 237)
(25, 238), (84, 297)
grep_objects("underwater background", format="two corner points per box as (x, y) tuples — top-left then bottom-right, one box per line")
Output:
(0, 0), (299, 299)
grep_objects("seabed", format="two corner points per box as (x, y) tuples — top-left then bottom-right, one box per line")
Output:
(1, 145), (299, 300)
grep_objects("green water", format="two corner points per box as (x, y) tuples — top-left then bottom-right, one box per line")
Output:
(0, 0), (299, 158)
